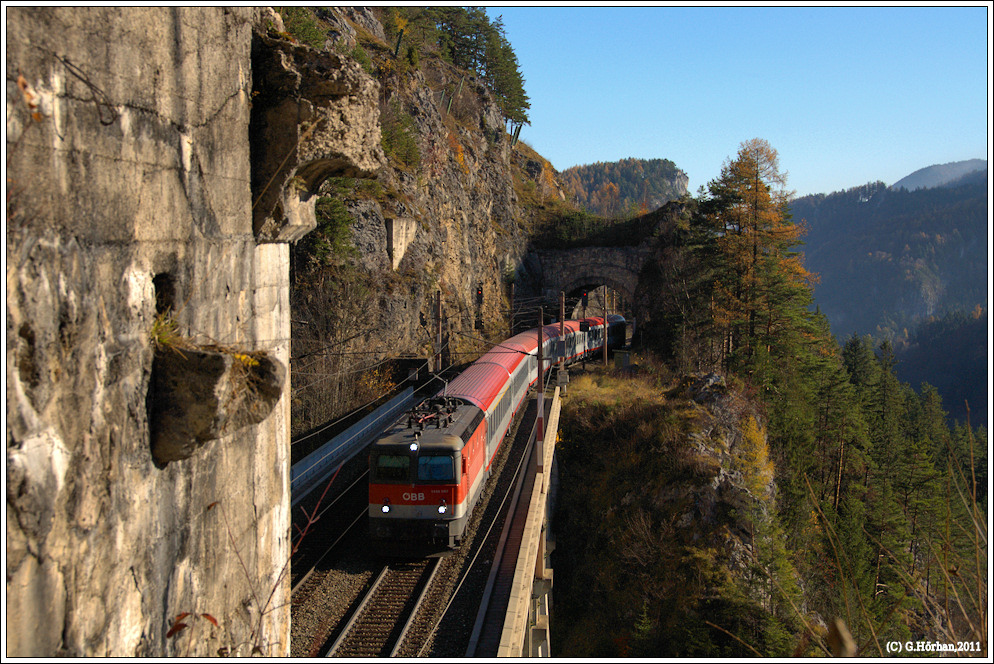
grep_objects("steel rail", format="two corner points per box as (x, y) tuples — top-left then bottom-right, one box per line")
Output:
(389, 558), (442, 657)
(325, 558), (440, 658)
(290, 506), (366, 595)
(324, 565), (390, 657)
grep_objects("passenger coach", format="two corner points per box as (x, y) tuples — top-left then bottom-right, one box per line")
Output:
(368, 314), (626, 548)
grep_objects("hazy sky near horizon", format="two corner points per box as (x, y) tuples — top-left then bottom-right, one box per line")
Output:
(487, 4), (990, 198)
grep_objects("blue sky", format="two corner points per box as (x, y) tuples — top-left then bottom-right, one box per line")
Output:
(487, 4), (991, 198)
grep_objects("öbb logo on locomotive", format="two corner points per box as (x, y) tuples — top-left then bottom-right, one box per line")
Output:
(368, 314), (627, 548)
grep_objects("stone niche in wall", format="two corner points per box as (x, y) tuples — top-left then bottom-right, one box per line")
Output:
(386, 217), (418, 270)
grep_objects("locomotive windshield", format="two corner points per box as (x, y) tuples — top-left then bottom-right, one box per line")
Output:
(417, 455), (455, 481)
(374, 454), (409, 481)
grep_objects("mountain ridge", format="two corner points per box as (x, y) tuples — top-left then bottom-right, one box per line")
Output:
(788, 167), (987, 426)
(889, 158), (986, 191)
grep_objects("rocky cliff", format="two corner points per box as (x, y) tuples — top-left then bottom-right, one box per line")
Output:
(553, 368), (801, 657)
(283, 8), (568, 439)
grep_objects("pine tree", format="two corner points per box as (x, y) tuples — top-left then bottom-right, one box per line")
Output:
(481, 15), (530, 126)
(427, 7), (529, 127)
(857, 342), (917, 634)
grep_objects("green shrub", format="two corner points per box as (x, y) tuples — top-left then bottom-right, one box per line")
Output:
(351, 45), (374, 75)
(294, 195), (355, 270)
(275, 7), (326, 48)
(380, 100), (420, 169)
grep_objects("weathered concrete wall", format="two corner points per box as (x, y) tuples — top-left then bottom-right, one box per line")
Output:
(385, 217), (418, 271)
(5, 7), (293, 656)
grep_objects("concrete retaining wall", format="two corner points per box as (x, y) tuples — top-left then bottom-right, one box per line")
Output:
(6, 8), (287, 656)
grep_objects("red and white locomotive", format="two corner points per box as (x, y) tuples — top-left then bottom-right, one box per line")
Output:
(368, 314), (626, 547)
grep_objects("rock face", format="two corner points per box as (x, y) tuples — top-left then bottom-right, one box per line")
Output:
(4, 6), (679, 655)
(554, 371), (787, 656)
(287, 9), (536, 436)
(675, 374), (773, 546)
(250, 32), (385, 242)
(5, 7), (383, 657)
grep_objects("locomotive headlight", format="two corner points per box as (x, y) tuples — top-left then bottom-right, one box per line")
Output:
(381, 499), (391, 514)
(437, 500), (447, 515)
(409, 441), (420, 452)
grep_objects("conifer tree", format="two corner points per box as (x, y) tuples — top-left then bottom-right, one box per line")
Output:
(856, 342), (916, 633)
(428, 7), (529, 127)
(480, 14), (529, 125)
(700, 139), (811, 371)
(644, 138), (985, 651)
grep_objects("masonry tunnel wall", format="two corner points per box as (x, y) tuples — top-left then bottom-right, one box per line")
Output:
(2, 7), (369, 656)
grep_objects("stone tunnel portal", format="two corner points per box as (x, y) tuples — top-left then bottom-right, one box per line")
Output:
(562, 280), (630, 321)
(533, 245), (649, 320)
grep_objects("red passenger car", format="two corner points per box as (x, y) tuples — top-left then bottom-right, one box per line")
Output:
(368, 315), (625, 547)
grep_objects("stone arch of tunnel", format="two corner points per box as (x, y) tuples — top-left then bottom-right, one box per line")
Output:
(560, 277), (634, 320)
(290, 157), (363, 232)
(254, 156), (374, 243)
(295, 156), (369, 193)
(533, 245), (650, 319)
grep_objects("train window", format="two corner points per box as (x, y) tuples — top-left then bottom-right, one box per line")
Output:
(375, 454), (409, 481)
(418, 455), (454, 481)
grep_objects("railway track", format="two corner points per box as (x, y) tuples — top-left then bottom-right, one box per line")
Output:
(326, 558), (441, 657)
(290, 451), (382, 658)
(290, 389), (545, 657)
(290, 469), (369, 595)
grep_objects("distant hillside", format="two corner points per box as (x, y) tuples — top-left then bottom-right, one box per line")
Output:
(893, 309), (988, 428)
(890, 158), (986, 191)
(944, 166), (988, 188)
(560, 157), (688, 217)
(790, 178), (987, 340)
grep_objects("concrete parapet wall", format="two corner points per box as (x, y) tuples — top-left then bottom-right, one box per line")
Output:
(290, 387), (416, 502)
(498, 388), (561, 657)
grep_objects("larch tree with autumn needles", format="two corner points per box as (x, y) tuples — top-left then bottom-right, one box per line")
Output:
(701, 138), (816, 372)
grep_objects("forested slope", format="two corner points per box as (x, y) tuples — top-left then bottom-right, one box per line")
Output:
(789, 178), (987, 340)
(560, 157), (688, 217)
(580, 139), (990, 656)
(788, 176), (988, 426)
(892, 308), (988, 426)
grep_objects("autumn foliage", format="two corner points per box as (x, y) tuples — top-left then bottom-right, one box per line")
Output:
(560, 157), (686, 217)
(697, 139), (817, 372)
(590, 138), (986, 656)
